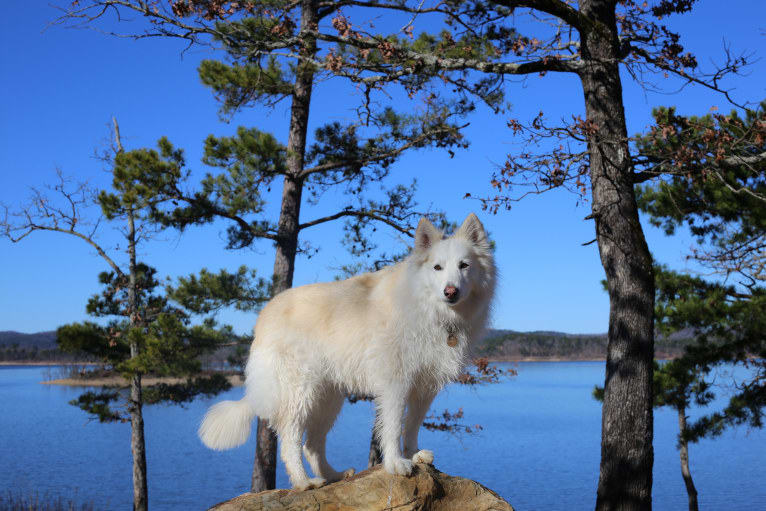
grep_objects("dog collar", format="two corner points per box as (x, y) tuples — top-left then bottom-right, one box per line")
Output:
(446, 323), (459, 348)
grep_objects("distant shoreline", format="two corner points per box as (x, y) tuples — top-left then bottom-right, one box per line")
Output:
(2, 357), (607, 368)
(0, 361), (98, 366)
(4, 354), (680, 370)
(39, 374), (244, 387)
(6, 356), (679, 387)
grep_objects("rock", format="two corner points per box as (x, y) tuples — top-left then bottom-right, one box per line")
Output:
(209, 463), (513, 511)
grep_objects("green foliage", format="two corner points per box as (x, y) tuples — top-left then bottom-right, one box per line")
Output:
(652, 359), (713, 411)
(593, 265), (765, 442)
(143, 373), (232, 405)
(127, 6), (474, 289)
(60, 264), (241, 422)
(209, 15), (296, 60)
(636, 103), (765, 238)
(199, 57), (293, 115)
(226, 343), (249, 374)
(304, 104), (467, 195)
(636, 102), (765, 286)
(85, 265), (166, 320)
(629, 100), (766, 442)
(203, 127), (287, 180)
(592, 385), (604, 402)
(658, 268), (763, 440)
(168, 266), (271, 314)
(99, 138), (186, 220)
(145, 126), (288, 249)
(55, 133), (243, 423)
(57, 322), (128, 366)
(69, 390), (124, 423)
(685, 379), (766, 440)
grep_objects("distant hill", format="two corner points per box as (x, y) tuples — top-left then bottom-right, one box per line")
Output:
(475, 329), (695, 360)
(0, 331), (57, 349)
(0, 330), (75, 362)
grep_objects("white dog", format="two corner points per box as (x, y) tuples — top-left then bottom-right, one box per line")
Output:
(199, 213), (496, 490)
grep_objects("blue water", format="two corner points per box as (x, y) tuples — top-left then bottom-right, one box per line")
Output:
(1, 363), (764, 510)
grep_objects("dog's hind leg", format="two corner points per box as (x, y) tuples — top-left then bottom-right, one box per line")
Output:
(303, 388), (355, 482)
(279, 417), (327, 491)
(276, 377), (326, 491)
(403, 386), (437, 463)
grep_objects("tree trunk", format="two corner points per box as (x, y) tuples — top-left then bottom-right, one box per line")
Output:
(578, 3), (655, 510)
(250, 179), (304, 493)
(127, 208), (149, 511)
(129, 373), (148, 511)
(677, 407), (699, 511)
(251, 0), (317, 493)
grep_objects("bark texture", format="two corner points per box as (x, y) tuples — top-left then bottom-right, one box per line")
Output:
(251, 0), (317, 493)
(129, 373), (148, 511)
(677, 408), (699, 511)
(127, 208), (149, 511)
(578, 2), (655, 510)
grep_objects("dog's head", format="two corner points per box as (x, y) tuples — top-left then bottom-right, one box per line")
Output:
(413, 213), (493, 308)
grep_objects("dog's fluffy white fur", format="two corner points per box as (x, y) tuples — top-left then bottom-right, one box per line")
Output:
(199, 213), (496, 490)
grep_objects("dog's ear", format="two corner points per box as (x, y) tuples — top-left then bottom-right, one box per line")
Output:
(414, 217), (443, 251)
(456, 213), (489, 249)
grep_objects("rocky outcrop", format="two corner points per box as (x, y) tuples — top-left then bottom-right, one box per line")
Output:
(209, 463), (513, 511)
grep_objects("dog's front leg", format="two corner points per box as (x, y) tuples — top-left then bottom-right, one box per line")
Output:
(377, 385), (414, 476)
(403, 387), (437, 463)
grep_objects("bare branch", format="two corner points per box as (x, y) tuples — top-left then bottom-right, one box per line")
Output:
(1, 173), (123, 276)
(112, 116), (124, 154)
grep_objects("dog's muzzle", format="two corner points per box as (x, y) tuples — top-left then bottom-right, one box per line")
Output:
(443, 286), (460, 303)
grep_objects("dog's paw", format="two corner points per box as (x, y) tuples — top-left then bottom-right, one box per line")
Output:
(384, 456), (414, 476)
(325, 468), (356, 483)
(411, 449), (434, 465)
(294, 477), (327, 491)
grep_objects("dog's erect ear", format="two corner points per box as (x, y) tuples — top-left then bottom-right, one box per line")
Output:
(414, 217), (443, 251)
(456, 213), (489, 248)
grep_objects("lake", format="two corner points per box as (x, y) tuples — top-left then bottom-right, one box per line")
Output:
(1, 362), (764, 510)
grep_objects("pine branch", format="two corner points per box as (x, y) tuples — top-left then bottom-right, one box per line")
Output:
(311, 29), (585, 82)
(299, 208), (415, 236)
(299, 124), (462, 178)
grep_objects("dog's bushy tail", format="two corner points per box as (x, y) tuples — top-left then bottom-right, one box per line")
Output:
(198, 399), (256, 450)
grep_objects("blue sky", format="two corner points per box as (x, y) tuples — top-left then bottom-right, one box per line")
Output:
(1, 2), (764, 335)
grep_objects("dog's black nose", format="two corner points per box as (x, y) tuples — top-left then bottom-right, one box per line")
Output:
(444, 286), (459, 302)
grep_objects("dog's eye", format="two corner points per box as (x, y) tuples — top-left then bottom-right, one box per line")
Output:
(459, 262), (469, 269)
(433, 264), (443, 271)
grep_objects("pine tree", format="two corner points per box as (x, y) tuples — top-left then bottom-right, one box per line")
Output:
(635, 100), (765, 443)
(636, 101), (766, 285)
(594, 101), (765, 511)
(1, 121), (245, 511)
(637, 101), (765, 438)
